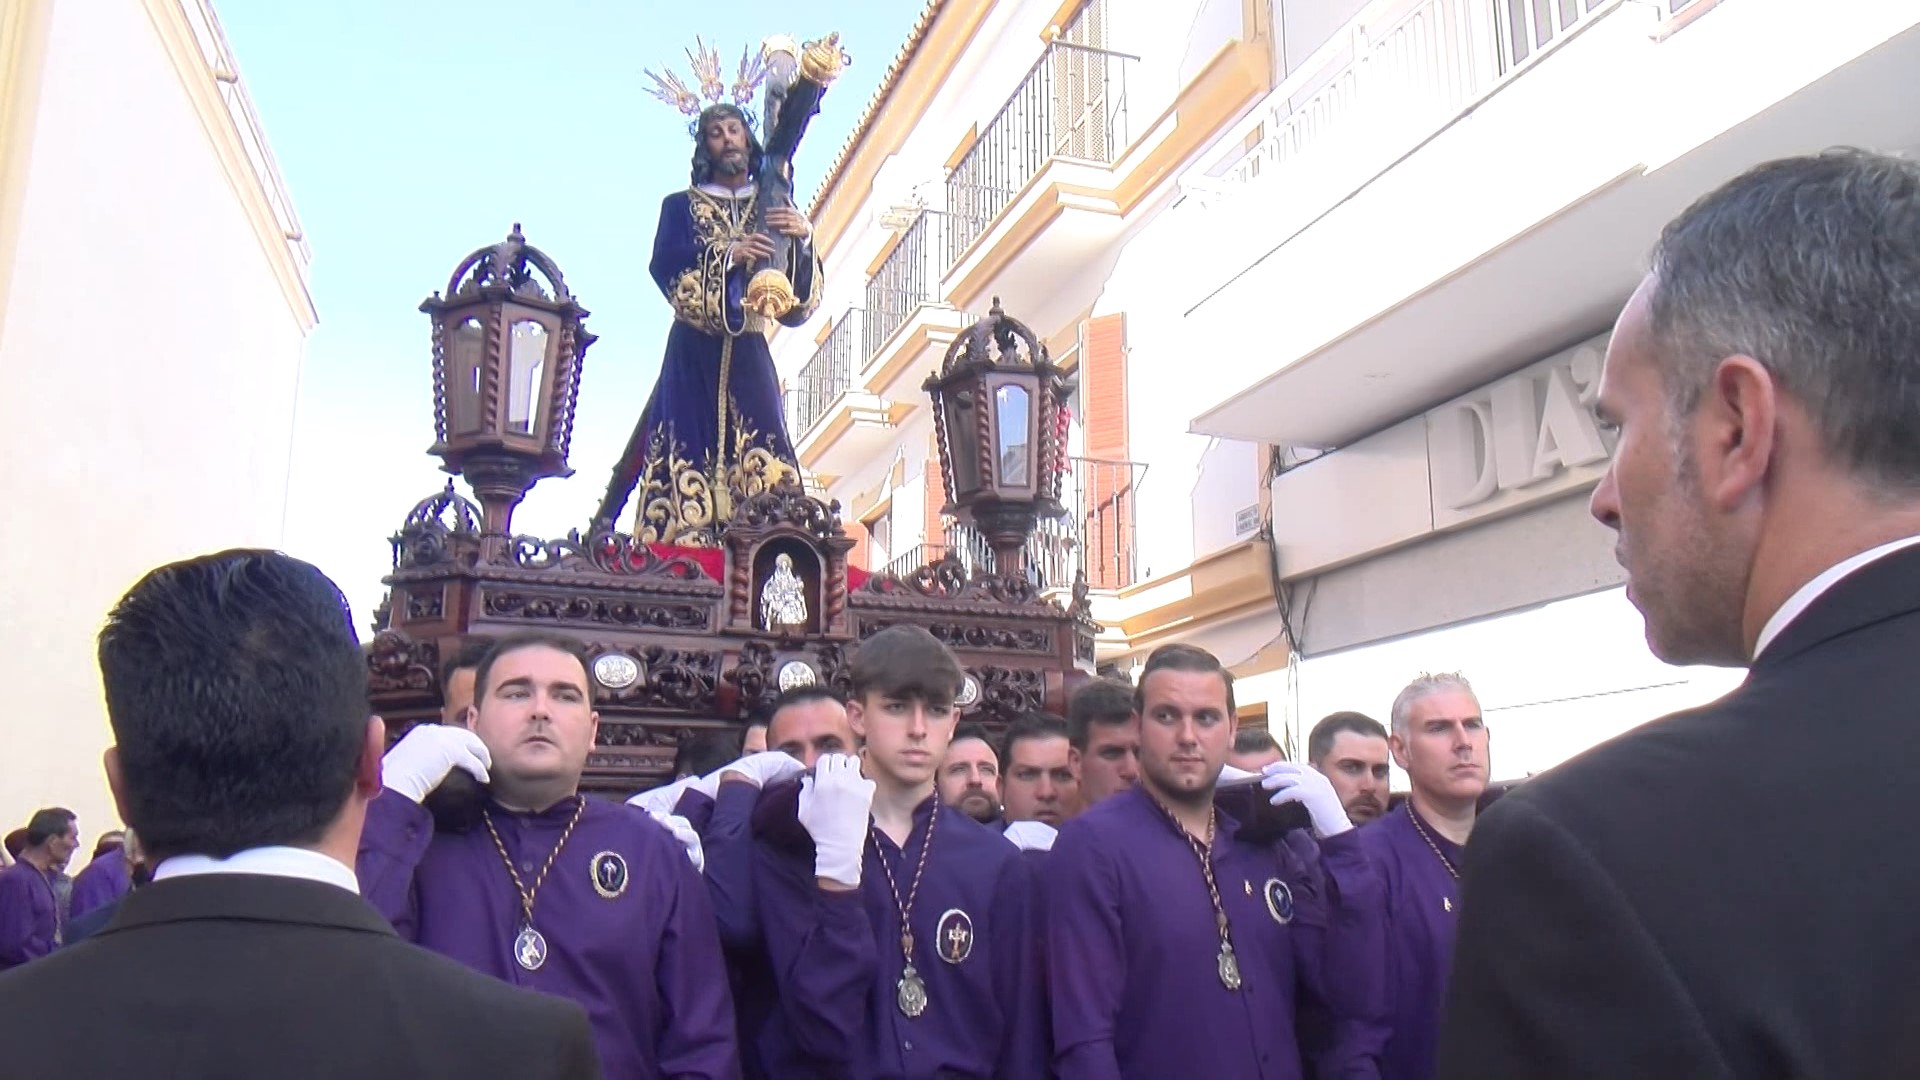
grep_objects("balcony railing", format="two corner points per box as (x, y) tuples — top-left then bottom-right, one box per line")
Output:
(787, 308), (861, 438)
(879, 456), (1147, 591)
(945, 37), (1136, 266)
(1497, 0), (1613, 70)
(865, 211), (950, 357)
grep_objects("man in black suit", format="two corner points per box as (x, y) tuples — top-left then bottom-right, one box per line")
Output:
(0, 549), (600, 1079)
(1437, 148), (1920, 1078)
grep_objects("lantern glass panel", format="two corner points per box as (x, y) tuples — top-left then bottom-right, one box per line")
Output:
(944, 390), (980, 494)
(450, 317), (485, 435)
(506, 320), (549, 435)
(995, 383), (1031, 486)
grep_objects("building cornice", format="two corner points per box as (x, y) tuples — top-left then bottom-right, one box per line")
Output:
(139, 0), (316, 332)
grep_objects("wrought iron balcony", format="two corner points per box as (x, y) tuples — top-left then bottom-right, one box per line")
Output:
(878, 456), (1147, 591)
(944, 23), (1135, 267)
(865, 210), (950, 358)
(787, 308), (861, 439)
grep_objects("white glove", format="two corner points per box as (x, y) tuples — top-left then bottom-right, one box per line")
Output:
(1003, 820), (1057, 853)
(628, 776), (700, 816)
(706, 750), (805, 790)
(1217, 764), (1260, 786)
(648, 811), (705, 873)
(383, 724), (491, 804)
(1259, 761), (1354, 838)
(798, 753), (875, 888)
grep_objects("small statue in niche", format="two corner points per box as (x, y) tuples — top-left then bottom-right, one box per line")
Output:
(760, 552), (808, 634)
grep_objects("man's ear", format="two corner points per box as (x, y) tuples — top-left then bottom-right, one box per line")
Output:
(356, 717), (386, 797)
(104, 747), (133, 828)
(1698, 354), (1780, 512)
(1388, 734), (1412, 772)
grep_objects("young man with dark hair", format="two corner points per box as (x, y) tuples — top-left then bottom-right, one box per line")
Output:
(1048, 643), (1386, 1077)
(365, 629), (737, 1078)
(675, 730), (746, 780)
(754, 625), (1046, 1077)
(938, 722), (1003, 825)
(1308, 711), (1392, 826)
(0, 807), (77, 970)
(1001, 712), (1078, 827)
(0, 550), (596, 1077)
(1066, 678), (1139, 807)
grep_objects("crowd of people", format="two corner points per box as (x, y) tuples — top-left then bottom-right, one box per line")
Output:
(1, 148), (1918, 1078)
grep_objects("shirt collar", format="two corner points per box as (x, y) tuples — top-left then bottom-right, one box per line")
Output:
(1752, 534), (1920, 659)
(153, 846), (359, 896)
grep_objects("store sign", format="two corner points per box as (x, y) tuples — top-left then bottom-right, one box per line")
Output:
(1427, 334), (1613, 530)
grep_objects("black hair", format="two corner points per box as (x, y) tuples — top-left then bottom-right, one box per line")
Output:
(26, 808), (75, 847)
(1000, 712), (1069, 766)
(950, 721), (998, 763)
(473, 631), (591, 703)
(440, 638), (493, 694)
(850, 626), (964, 707)
(1066, 678), (1135, 749)
(1307, 711), (1389, 766)
(690, 103), (765, 186)
(1232, 728), (1281, 756)
(97, 550), (367, 862)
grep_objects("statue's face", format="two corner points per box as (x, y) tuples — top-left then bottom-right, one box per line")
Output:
(703, 113), (750, 177)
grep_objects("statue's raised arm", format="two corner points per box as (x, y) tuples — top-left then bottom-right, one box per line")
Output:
(596, 36), (848, 545)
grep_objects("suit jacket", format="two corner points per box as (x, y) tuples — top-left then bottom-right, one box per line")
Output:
(1436, 544), (1920, 1079)
(0, 871), (600, 1079)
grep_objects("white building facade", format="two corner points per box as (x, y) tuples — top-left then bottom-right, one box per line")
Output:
(1177, 0), (1920, 778)
(0, 0), (314, 834)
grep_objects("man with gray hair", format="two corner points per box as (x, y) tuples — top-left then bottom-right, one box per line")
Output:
(1440, 149), (1920, 1077)
(1349, 674), (1487, 1079)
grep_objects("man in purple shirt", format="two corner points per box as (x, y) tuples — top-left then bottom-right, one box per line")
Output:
(1352, 673), (1487, 1079)
(0, 808), (79, 970)
(753, 625), (1047, 1078)
(68, 837), (132, 922)
(1046, 643), (1388, 1079)
(362, 630), (738, 1079)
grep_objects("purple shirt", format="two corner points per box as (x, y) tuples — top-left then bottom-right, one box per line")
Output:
(359, 789), (739, 1080)
(68, 848), (130, 921)
(752, 783), (1048, 1079)
(679, 782), (778, 1080)
(1352, 803), (1464, 1080)
(0, 860), (61, 970)
(1044, 786), (1388, 1080)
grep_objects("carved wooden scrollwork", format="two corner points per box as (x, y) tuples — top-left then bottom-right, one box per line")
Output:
(367, 630), (440, 696)
(857, 617), (1051, 654)
(973, 666), (1047, 722)
(722, 642), (779, 715)
(509, 528), (712, 580)
(599, 721), (697, 748)
(480, 588), (710, 630)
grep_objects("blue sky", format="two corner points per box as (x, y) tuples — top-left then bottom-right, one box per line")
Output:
(217, 0), (923, 625)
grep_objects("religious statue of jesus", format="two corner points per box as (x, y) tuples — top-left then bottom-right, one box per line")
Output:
(596, 39), (843, 547)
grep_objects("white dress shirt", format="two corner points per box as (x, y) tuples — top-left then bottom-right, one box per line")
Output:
(1752, 534), (1920, 659)
(152, 845), (359, 895)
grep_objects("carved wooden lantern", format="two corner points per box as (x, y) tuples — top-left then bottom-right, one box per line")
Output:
(924, 297), (1070, 577)
(422, 224), (596, 552)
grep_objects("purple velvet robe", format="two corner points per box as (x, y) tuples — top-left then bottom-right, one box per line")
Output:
(67, 848), (130, 921)
(0, 860), (60, 971)
(358, 789), (738, 1079)
(1352, 802), (1464, 1080)
(1044, 786), (1389, 1080)
(751, 782), (1048, 1079)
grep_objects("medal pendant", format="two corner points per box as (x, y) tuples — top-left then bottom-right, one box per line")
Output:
(896, 964), (929, 1018)
(1217, 943), (1243, 991)
(514, 925), (549, 972)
